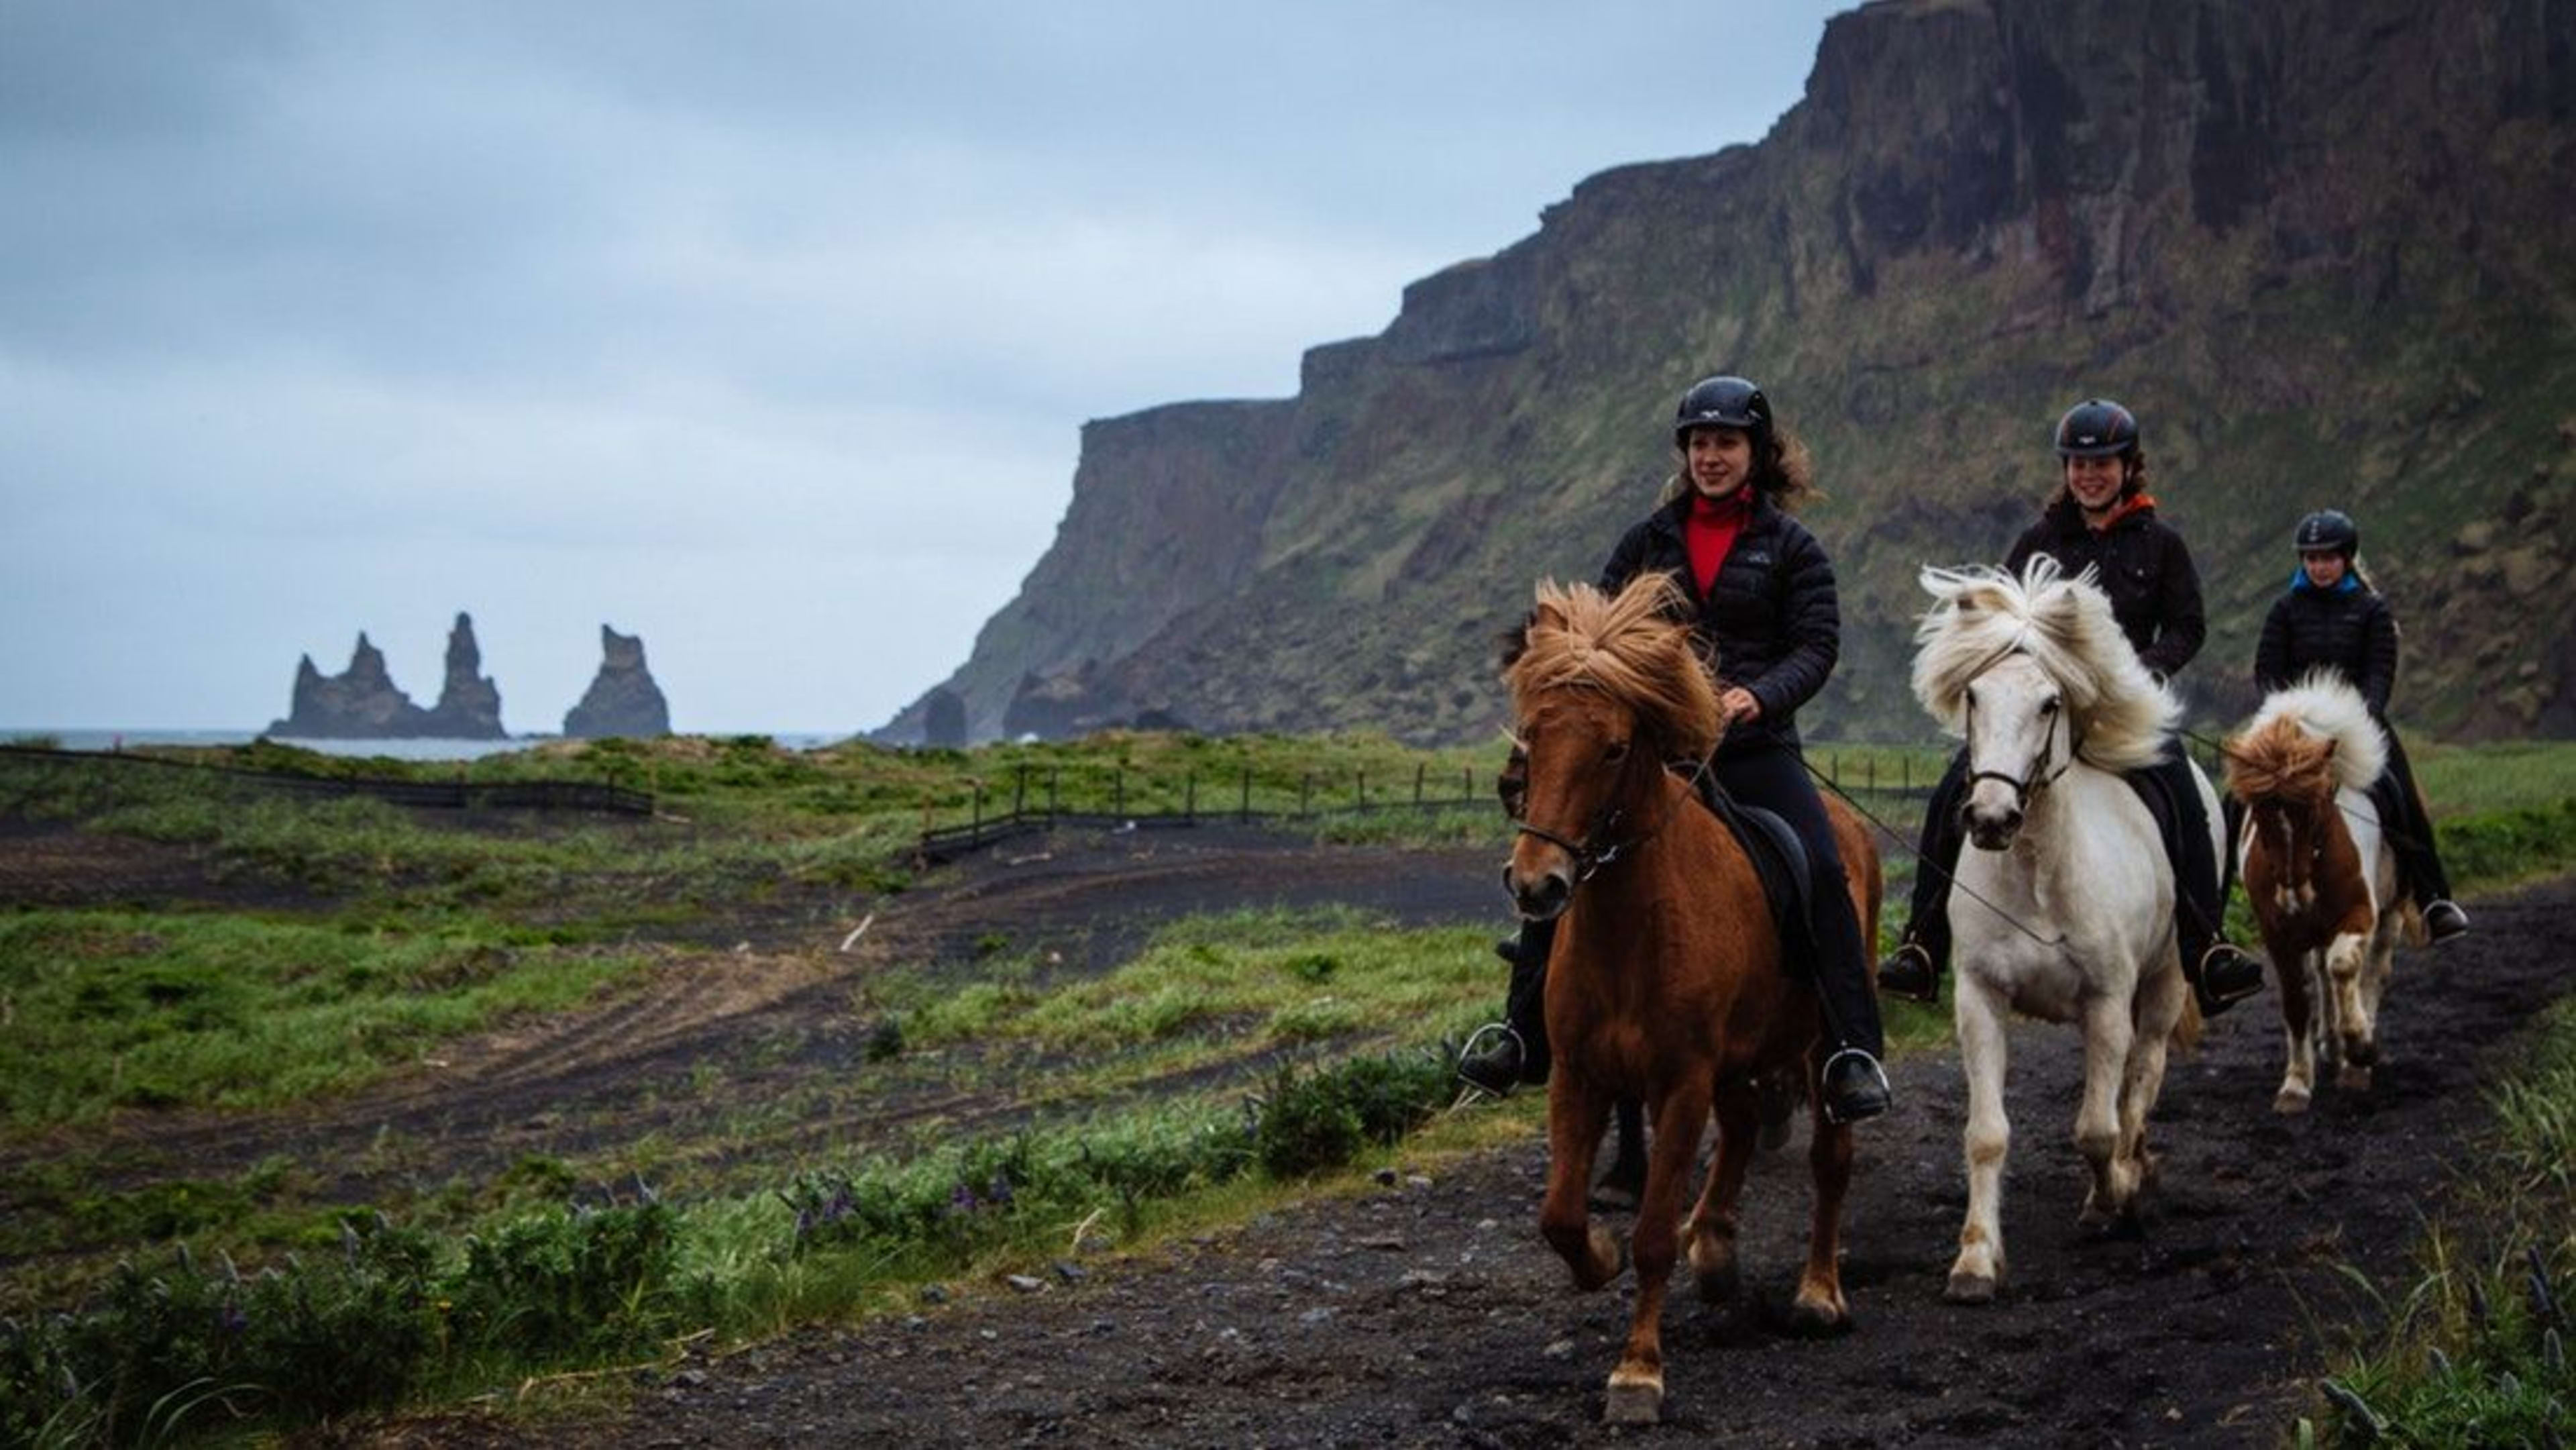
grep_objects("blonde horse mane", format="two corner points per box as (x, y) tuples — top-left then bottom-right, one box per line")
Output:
(1505, 575), (1723, 763)
(1910, 556), (2178, 772)
(2226, 671), (2387, 804)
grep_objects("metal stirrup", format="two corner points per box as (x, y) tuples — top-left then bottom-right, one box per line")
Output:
(1819, 1048), (1892, 1124)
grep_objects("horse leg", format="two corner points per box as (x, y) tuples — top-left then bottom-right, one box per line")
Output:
(1595, 1098), (1648, 1210)
(1947, 978), (2010, 1304)
(2074, 990), (2139, 1231)
(1603, 1082), (1712, 1425)
(1684, 1087), (1760, 1305)
(2118, 959), (2188, 1202)
(2271, 936), (2318, 1115)
(1540, 1076), (1621, 1293)
(1788, 1086), (1856, 1333)
(2325, 928), (2377, 1092)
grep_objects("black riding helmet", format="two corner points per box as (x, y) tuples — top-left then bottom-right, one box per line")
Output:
(2294, 509), (2359, 556)
(1673, 375), (1772, 448)
(2053, 398), (2140, 458)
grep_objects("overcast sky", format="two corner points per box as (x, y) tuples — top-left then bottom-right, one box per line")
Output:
(2, 1), (1843, 736)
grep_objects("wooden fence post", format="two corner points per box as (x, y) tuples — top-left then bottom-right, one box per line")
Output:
(1240, 764), (1252, 821)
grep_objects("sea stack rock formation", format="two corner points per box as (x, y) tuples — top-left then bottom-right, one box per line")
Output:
(267, 633), (435, 739)
(417, 613), (508, 739)
(562, 625), (671, 738)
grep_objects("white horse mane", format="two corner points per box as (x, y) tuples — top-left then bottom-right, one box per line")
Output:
(2245, 670), (2387, 792)
(1910, 556), (2178, 772)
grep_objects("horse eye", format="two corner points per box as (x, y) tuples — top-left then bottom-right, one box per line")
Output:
(2040, 696), (2061, 716)
(1603, 739), (1631, 762)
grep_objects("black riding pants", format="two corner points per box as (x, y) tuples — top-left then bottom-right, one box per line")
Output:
(1711, 743), (1882, 1059)
(1904, 745), (2225, 972)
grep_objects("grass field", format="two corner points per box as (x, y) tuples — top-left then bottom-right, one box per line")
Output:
(2, 730), (2573, 1443)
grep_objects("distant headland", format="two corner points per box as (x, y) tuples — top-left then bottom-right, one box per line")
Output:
(268, 613), (669, 740)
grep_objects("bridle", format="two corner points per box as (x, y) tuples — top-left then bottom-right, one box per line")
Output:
(1507, 714), (1690, 886)
(1512, 806), (1634, 884)
(1964, 647), (2080, 813)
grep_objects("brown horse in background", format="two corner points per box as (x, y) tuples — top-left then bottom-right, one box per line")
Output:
(2226, 674), (2415, 1112)
(1501, 574), (1880, 1425)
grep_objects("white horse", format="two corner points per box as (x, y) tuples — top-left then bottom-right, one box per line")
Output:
(1911, 558), (2205, 1304)
(2224, 673), (2411, 1112)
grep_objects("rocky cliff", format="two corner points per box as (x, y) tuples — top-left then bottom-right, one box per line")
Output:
(884, 0), (2576, 746)
(268, 614), (506, 739)
(562, 625), (671, 739)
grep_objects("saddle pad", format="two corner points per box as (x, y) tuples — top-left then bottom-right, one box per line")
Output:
(1682, 769), (1819, 976)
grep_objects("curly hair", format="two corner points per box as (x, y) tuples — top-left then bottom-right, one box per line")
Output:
(1658, 421), (1817, 511)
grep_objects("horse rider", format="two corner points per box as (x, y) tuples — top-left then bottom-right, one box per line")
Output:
(1877, 398), (2267, 1013)
(1458, 374), (1894, 1125)
(2244, 509), (2469, 939)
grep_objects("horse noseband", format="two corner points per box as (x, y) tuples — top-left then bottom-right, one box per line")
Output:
(1513, 807), (1630, 883)
(1965, 691), (2078, 811)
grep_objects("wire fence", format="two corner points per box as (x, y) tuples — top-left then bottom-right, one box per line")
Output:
(0, 745), (655, 816)
(915, 753), (1949, 863)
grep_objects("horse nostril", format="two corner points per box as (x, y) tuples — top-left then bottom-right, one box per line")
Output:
(1519, 874), (1571, 921)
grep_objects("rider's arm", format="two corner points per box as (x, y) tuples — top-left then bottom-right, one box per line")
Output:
(1741, 525), (1840, 723)
(2139, 531), (2206, 681)
(2360, 596), (2400, 717)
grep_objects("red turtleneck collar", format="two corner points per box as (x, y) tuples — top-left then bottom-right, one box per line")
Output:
(1684, 488), (1754, 594)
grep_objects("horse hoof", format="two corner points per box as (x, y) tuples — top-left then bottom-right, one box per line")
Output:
(1945, 1270), (1998, 1304)
(1784, 1296), (1852, 1337)
(2339, 1065), (2373, 1093)
(1603, 1374), (1664, 1425)
(1693, 1259), (1740, 1305)
(2274, 1086), (2313, 1115)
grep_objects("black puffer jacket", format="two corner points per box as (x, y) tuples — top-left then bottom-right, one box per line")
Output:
(2254, 578), (2399, 717)
(1597, 493), (1838, 756)
(2004, 495), (2207, 681)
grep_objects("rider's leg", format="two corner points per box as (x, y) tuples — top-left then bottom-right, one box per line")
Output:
(1879, 748), (1968, 1002)
(1458, 917), (1556, 1093)
(2144, 751), (2263, 1013)
(2381, 728), (2467, 940)
(1717, 745), (1891, 1123)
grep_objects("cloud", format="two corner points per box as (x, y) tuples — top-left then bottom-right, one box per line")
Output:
(0, 0), (1840, 733)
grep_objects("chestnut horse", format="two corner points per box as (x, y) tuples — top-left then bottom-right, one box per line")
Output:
(2226, 674), (2413, 1112)
(1911, 559), (2202, 1302)
(1503, 575), (1880, 1425)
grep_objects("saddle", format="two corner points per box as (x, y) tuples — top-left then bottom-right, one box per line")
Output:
(1676, 766), (1821, 978)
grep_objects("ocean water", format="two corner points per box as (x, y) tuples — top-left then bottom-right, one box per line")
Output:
(3, 729), (849, 762)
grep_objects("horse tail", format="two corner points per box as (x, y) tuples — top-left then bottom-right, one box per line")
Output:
(2165, 984), (2206, 1053)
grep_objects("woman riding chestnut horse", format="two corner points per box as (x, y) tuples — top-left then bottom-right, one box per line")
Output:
(1501, 572), (1880, 1422)
(1460, 374), (1891, 1127)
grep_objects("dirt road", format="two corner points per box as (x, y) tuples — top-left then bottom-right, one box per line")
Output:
(374, 858), (2574, 1449)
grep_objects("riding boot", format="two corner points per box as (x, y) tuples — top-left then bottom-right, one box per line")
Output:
(2369, 729), (2466, 941)
(1880, 749), (1968, 1004)
(1458, 919), (1554, 1094)
(2146, 750), (2264, 1016)
(1810, 907), (1892, 1125)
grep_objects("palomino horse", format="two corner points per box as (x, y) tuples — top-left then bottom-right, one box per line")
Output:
(1503, 574), (1880, 1424)
(1910, 559), (2203, 1303)
(2226, 673), (2412, 1112)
